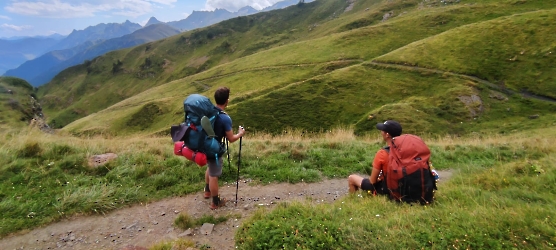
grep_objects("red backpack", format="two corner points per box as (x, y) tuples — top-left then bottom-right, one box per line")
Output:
(386, 134), (436, 204)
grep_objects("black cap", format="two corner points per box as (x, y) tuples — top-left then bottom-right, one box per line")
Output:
(376, 120), (402, 137)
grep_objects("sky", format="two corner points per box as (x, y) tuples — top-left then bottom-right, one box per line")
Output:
(0, 0), (286, 38)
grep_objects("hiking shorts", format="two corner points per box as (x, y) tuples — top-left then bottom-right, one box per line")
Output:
(361, 178), (374, 191)
(207, 157), (224, 177)
(361, 179), (388, 195)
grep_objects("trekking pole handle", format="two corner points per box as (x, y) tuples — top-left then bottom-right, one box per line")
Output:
(238, 126), (245, 137)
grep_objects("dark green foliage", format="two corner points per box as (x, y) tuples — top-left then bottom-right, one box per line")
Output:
(153, 173), (179, 190)
(48, 109), (85, 129)
(46, 144), (75, 157)
(112, 59), (123, 74)
(18, 142), (42, 158)
(174, 213), (195, 229)
(86, 59), (105, 75)
(241, 36), (287, 57)
(236, 203), (348, 249)
(210, 40), (234, 55)
(0, 77), (33, 91)
(57, 155), (87, 174)
(341, 13), (382, 31)
(126, 103), (164, 129)
(137, 56), (165, 78)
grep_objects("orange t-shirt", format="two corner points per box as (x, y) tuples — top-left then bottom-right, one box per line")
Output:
(372, 148), (389, 173)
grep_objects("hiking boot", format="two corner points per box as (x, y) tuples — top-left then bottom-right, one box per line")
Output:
(210, 198), (227, 210)
(203, 188), (210, 199)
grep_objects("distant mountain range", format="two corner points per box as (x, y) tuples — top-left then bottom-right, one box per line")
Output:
(3, 20), (145, 86)
(0, 37), (62, 75)
(35, 23), (180, 86)
(1, 0), (308, 86)
(166, 7), (259, 31)
(48, 20), (143, 52)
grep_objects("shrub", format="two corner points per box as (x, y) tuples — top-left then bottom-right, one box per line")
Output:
(18, 142), (42, 158)
(174, 213), (195, 230)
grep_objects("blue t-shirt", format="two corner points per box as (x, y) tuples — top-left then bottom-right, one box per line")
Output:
(214, 109), (232, 144)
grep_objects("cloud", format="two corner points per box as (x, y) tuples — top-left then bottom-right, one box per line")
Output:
(0, 15), (12, 20)
(1, 23), (32, 31)
(5, 0), (177, 18)
(205, 0), (284, 12)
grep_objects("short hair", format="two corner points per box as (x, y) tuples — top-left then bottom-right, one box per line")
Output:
(214, 87), (230, 105)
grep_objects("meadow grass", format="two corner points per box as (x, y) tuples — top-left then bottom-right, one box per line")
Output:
(148, 238), (195, 250)
(235, 128), (556, 249)
(173, 213), (229, 230)
(376, 8), (556, 99)
(2, 126), (555, 250)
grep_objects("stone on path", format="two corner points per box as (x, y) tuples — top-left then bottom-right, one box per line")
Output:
(179, 228), (193, 237)
(200, 223), (214, 235)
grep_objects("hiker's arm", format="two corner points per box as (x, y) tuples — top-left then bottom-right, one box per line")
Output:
(225, 126), (245, 143)
(370, 149), (388, 184)
(369, 168), (380, 185)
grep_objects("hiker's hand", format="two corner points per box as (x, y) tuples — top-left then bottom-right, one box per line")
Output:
(238, 126), (245, 137)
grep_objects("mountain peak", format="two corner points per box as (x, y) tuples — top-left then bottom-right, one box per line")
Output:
(237, 6), (258, 16)
(145, 17), (163, 27)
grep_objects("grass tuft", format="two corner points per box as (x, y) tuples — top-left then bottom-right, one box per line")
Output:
(174, 213), (229, 230)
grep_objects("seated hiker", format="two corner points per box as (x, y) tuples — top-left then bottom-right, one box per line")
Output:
(348, 120), (402, 195)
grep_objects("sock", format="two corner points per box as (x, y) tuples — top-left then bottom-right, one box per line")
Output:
(212, 196), (220, 205)
(205, 184), (210, 192)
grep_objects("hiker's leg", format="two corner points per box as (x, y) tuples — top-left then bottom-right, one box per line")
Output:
(203, 168), (211, 198)
(209, 176), (219, 197)
(207, 157), (224, 197)
(348, 174), (364, 193)
(205, 168), (209, 187)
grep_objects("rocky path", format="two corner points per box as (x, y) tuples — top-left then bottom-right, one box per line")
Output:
(0, 170), (452, 250)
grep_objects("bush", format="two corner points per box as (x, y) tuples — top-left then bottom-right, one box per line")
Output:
(174, 213), (195, 230)
(18, 142), (42, 158)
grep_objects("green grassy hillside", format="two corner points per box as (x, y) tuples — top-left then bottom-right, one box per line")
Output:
(0, 77), (39, 129)
(376, 8), (556, 99)
(60, 0), (556, 137)
(38, 0), (554, 130)
(37, 0), (352, 128)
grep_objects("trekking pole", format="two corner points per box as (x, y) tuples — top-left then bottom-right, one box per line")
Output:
(226, 139), (231, 174)
(235, 136), (243, 206)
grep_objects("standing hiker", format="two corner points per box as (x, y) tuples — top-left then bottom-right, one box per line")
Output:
(204, 87), (246, 209)
(348, 120), (402, 195)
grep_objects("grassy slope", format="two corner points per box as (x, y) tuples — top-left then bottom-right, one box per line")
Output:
(1, 126), (554, 248)
(236, 127), (556, 249)
(62, 0), (556, 137)
(40, 0), (553, 129)
(376, 8), (556, 99)
(0, 77), (36, 129)
(36, 0), (351, 127)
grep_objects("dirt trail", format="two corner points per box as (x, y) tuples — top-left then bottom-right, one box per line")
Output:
(1, 171), (453, 250)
